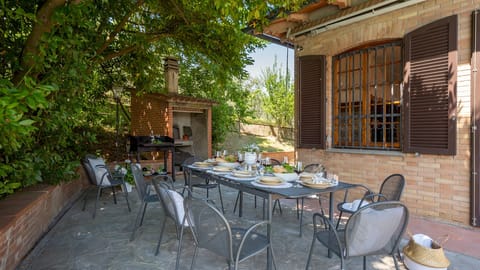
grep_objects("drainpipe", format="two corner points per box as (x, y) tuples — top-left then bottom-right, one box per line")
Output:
(472, 10), (478, 227)
(291, 0), (426, 38)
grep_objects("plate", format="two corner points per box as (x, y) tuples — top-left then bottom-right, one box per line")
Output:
(213, 166), (232, 172)
(299, 172), (315, 180)
(258, 176), (284, 185)
(232, 170), (256, 178)
(300, 179), (335, 189)
(218, 162), (240, 168)
(251, 180), (292, 189)
(193, 162), (210, 167)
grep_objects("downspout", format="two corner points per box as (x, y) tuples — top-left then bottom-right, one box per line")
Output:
(472, 10), (478, 227)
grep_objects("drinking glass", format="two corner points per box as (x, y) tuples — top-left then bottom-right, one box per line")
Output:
(295, 161), (303, 174)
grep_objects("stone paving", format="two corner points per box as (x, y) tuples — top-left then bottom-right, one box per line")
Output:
(17, 179), (478, 270)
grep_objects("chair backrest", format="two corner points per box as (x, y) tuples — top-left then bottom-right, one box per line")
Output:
(345, 201), (408, 258)
(182, 156), (203, 166)
(304, 164), (320, 173)
(269, 158), (281, 166)
(184, 196), (233, 261)
(82, 155), (97, 185)
(131, 163), (147, 200)
(151, 177), (185, 227)
(379, 174), (405, 201)
(84, 155), (112, 186)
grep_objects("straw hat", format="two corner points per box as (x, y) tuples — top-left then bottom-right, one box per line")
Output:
(403, 235), (450, 268)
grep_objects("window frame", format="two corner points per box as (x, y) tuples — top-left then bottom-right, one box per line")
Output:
(331, 41), (403, 151)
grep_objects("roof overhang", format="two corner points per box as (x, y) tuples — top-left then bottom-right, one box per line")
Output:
(261, 0), (426, 45)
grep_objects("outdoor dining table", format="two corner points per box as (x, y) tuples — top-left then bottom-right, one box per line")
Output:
(183, 164), (357, 269)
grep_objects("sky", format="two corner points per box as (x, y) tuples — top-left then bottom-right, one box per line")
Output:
(245, 43), (294, 79)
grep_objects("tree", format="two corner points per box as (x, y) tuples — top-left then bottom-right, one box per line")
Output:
(261, 58), (294, 131)
(0, 0), (306, 197)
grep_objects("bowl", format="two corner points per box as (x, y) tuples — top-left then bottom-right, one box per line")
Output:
(273, 173), (298, 182)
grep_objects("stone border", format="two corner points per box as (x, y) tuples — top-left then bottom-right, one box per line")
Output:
(0, 168), (89, 270)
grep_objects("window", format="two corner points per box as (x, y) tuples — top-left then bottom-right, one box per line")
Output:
(297, 16), (456, 155)
(332, 41), (403, 150)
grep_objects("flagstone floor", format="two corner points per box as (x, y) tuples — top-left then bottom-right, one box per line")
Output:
(17, 176), (479, 270)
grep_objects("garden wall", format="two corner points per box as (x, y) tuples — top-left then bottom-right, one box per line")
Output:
(239, 122), (294, 141)
(0, 169), (89, 270)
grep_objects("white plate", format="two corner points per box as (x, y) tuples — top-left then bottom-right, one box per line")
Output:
(252, 180), (292, 189)
(218, 162), (240, 168)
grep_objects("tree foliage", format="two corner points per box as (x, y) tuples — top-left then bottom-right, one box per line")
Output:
(0, 0), (306, 198)
(260, 58), (294, 129)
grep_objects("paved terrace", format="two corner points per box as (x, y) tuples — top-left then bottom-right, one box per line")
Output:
(17, 176), (479, 270)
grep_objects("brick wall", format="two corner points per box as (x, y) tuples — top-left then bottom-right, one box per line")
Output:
(0, 169), (88, 270)
(296, 0), (480, 227)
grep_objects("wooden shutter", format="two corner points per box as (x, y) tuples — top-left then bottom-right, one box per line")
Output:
(297, 55), (326, 149)
(471, 10), (480, 227)
(403, 15), (457, 155)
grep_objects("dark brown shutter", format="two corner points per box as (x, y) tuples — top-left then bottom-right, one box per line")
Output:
(471, 10), (480, 227)
(297, 55), (326, 149)
(403, 15), (457, 155)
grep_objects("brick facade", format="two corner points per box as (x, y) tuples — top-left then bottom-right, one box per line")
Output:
(295, 0), (480, 228)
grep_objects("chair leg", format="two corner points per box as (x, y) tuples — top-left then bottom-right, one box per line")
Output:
(336, 211), (344, 229)
(305, 234), (317, 270)
(139, 202), (148, 226)
(175, 223), (186, 270)
(217, 185), (225, 214)
(155, 219), (167, 256)
(123, 184), (131, 212)
(130, 202), (145, 241)
(233, 191), (240, 213)
(273, 199), (282, 214)
(112, 186), (117, 204)
(392, 254), (400, 270)
(190, 246), (198, 270)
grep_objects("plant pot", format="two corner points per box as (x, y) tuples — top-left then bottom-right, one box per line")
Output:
(122, 183), (133, 193)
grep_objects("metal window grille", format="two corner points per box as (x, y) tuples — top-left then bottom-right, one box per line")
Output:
(332, 41), (402, 150)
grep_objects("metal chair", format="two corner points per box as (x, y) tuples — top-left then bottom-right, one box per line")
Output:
(178, 196), (276, 270)
(81, 155), (131, 218)
(306, 201), (409, 270)
(182, 156), (224, 212)
(151, 176), (187, 256)
(130, 164), (168, 241)
(336, 174), (405, 228)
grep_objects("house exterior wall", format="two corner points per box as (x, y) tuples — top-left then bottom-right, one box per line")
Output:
(295, 0), (479, 227)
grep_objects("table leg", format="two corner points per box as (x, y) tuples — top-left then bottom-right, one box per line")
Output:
(239, 191), (243, 218)
(267, 194), (272, 270)
(328, 191), (334, 258)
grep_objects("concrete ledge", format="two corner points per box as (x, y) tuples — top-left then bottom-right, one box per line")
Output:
(0, 169), (89, 270)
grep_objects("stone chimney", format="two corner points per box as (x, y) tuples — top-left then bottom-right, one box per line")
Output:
(164, 57), (179, 94)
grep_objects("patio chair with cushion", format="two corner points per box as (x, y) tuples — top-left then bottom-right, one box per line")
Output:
(130, 164), (169, 241)
(151, 176), (189, 256)
(178, 196), (276, 270)
(305, 201), (409, 270)
(81, 154), (131, 218)
(336, 173), (405, 228)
